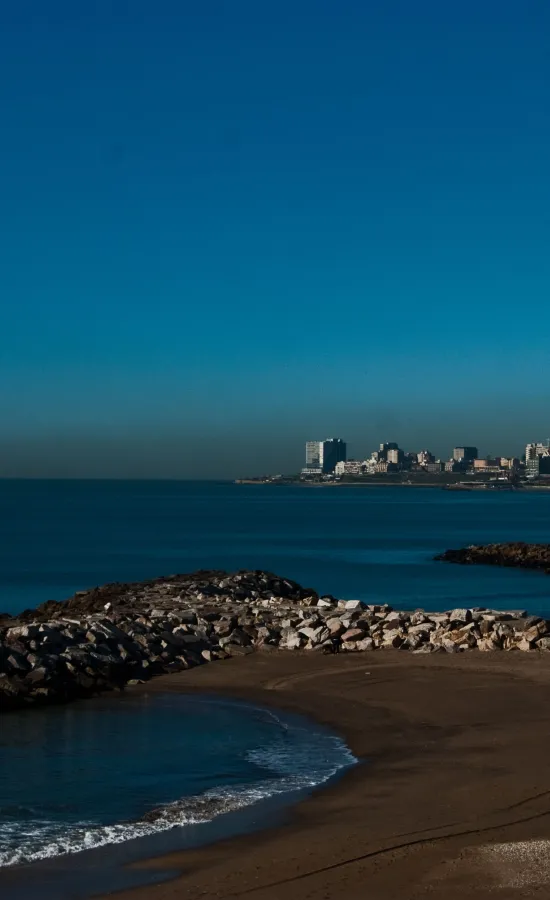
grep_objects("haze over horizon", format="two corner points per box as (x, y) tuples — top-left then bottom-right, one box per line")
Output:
(1, 1), (548, 479)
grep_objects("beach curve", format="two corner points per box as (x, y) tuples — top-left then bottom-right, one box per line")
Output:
(82, 649), (550, 900)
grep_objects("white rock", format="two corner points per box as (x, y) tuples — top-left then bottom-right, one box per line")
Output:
(408, 623), (435, 635)
(517, 638), (535, 652)
(279, 628), (302, 650)
(449, 608), (471, 624)
(344, 600), (365, 611)
(298, 626), (325, 641)
(356, 637), (375, 651)
(384, 611), (402, 625)
(442, 639), (460, 653)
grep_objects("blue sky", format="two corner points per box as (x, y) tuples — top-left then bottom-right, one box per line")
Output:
(1, 1), (549, 476)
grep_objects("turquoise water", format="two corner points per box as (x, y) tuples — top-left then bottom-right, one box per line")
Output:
(0, 693), (355, 869)
(1, 480), (549, 616)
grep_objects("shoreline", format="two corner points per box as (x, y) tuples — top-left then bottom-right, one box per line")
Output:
(234, 479), (550, 490)
(2, 652), (550, 898)
(107, 653), (550, 898)
(0, 691), (355, 900)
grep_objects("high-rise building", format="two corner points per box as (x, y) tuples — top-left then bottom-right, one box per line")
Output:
(453, 446), (478, 462)
(526, 441), (550, 460)
(305, 441), (322, 471)
(379, 442), (398, 457)
(387, 448), (403, 465)
(304, 438), (347, 474)
(319, 438), (347, 473)
(525, 441), (550, 477)
(526, 455), (550, 477)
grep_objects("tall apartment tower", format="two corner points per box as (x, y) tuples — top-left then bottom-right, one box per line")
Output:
(526, 441), (550, 460)
(320, 438), (347, 473)
(525, 441), (550, 477)
(305, 441), (322, 471)
(453, 446), (478, 462)
(387, 448), (403, 465)
(380, 442), (398, 454)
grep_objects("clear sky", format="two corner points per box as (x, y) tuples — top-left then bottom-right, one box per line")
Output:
(1, 1), (549, 477)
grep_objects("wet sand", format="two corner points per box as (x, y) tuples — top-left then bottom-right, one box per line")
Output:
(94, 650), (550, 900)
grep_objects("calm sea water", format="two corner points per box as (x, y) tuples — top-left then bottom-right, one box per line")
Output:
(0, 479), (549, 616)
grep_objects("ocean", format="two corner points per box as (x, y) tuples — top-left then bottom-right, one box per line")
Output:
(0, 479), (549, 892)
(1, 479), (549, 617)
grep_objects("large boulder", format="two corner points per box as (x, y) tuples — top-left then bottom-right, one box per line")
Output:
(449, 608), (472, 625)
(279, 628), (302, 650)
(341, 628), (367, 643)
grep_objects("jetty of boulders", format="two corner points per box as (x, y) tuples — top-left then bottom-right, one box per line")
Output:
(1, 567), (549, 711)
(435, 542), (550, 573)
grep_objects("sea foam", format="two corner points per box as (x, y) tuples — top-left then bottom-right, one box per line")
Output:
(0, 707), (356, 867)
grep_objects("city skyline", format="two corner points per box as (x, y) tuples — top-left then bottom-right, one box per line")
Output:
(304, 436), (549, 464)
(302, 437), (550, 480)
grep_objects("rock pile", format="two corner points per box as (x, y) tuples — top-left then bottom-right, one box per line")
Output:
(1, 569), (549, 711)
(435, 542), (550, 574)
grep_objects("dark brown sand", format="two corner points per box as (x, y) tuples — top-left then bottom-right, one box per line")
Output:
(101, 651), (550, 899)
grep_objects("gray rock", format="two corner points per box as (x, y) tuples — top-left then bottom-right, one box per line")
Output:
(157, 627), (183, 643)
(317, 597), (334, 608)
(404, 632), (427, 650)
(341, 628), (366, 643)
(384, 611), (405, 626)
(449, 608), (472, 624)
(298, 625), (325, 642)
(7, 651), (30, 673)
(408, 622), (435, 635)
(410, 611), (429, 626)
(24, 667), (49, 684)
(442, 639), (461, 653)
(383, 632), (405, 649)
(343, 600), (365, 611)
(517, 637), (535, 652)
(355, 637), (375, 651)
(279, 628), (302, 649)
(6, 625), (39, 641)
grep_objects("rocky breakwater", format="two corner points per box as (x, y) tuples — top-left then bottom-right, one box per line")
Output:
(435, 542), (550, 574)
(1, 569), (549, 712)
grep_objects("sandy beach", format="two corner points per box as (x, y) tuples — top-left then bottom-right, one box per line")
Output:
(90, 650), (550, 900)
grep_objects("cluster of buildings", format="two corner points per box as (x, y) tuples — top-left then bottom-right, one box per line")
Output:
(301, 438), (550, 479)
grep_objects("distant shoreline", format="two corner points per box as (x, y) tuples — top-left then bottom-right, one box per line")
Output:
(235, 479), (550, 490)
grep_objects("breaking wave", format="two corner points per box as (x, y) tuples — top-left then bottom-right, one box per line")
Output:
(0, 703), (356, 867)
